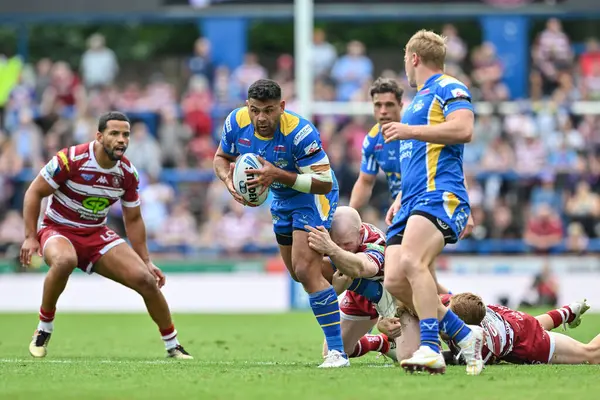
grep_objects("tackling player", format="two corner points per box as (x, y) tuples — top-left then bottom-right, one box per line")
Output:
(350, 77), (403, 223)
(306, 206), (397, 360)
(20, 112), (192, 359)
(442, 293), (597, 365)
(213, 79), (347, 368)
(381, 29), (483, 375)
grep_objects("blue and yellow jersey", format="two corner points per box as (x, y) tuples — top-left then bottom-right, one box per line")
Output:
(220, 107), (339, 200)
(399, 73), (472, 204)
(360, 123), (402, 198)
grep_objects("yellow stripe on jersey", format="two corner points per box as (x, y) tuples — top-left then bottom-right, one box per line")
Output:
(280, 112), (300, 136)
(235, 107), (252, 129)
(57, 151), (70, 172)
(426, 98), (445, 191)
(316, 194), (331, 221)
(367, 123), (380, 138)
(443, 191), (460, 218)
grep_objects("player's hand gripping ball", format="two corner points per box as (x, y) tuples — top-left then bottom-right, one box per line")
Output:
(233, 153), (270, 207)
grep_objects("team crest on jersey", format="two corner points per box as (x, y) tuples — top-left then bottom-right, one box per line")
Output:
(412, 99), (425, 113)
(275, 159), (288, 168)
(112, 176), (122, 188)
(81, 173), (94, 181)
(237, 138), (251, 147)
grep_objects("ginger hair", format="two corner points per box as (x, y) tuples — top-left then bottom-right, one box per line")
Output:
(405, 29), (447, 70)
(448, 292), (486, 325)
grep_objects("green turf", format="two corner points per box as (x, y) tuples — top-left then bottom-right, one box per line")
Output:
(1, 312), (599, 400)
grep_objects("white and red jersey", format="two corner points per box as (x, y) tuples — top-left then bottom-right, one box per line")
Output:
(357, 222), (386, 280)
(39, 141), (140, 229)
(445, 302), (516, 365)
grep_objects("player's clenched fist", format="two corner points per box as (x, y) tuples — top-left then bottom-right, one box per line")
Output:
(377, 317), (403, 339)
(20, 237), (41, 267)
(381, 122), (413, 143)
(225, 163), (249, 205)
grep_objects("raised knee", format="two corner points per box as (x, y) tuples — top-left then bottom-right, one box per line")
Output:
(293, 261), (316, 284)
(384, 274), (409, 297)
(49, 254), (78, 274)
(131, 272), (159, 295)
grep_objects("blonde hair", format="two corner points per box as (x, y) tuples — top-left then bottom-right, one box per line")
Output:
(405, 29), (447, 70)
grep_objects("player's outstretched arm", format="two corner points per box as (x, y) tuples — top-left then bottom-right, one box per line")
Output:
(306, 226), (379, 279)
(349, 172), (377, 210)
(20, 175), (56, 265)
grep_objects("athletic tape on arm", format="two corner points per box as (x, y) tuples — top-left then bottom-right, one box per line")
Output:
(292, 155), (333, 193)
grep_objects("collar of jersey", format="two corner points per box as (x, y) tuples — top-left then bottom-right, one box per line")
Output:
(416, 73), (443, 92)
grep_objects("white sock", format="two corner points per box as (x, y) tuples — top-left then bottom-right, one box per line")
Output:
(38, 320), (54, 333)
(162, 329), (180, 350)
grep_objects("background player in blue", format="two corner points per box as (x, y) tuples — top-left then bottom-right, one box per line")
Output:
(213, 79), (348, 368)
(349, 77), (403, 224)
(380, 30), (485, 375)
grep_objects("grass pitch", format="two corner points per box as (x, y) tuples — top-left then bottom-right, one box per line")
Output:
(1, 312), (599, 400)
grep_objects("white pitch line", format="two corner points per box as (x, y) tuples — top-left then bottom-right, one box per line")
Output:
(0, 358), (395, 368)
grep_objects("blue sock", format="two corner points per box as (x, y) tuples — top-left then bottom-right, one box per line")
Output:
(309, 286), (345, 356)
(347, 278), (383, 303)
(440, 309), (472, 343)
(420, 318), (441, 353)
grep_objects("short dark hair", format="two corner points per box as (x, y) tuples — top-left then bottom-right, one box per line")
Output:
(369, 78), (404, 103)
(248, 79), (282, 102)
(98, 111), (130, 132)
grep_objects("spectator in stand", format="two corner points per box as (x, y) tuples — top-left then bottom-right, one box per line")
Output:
(564, 180), (600, 238)
(524, 203), (564, 253)
(125, 122), (162, 180)
(187, 37), (214, 87)
(470, 42), (509, 102)
(0, 210), (24, 253)
(11, 108), (44, 170)
(442, 24), (467, 69)
(331, 40), (373, 101)
(565, 222), (589, 254)
(312, 28), (337, 79)
(232, 52), (267, 96)
(80, 33), (119, 90)
(530, 172), (562, 213)
(159, 105), (193, 169)
(155, 201), (198, 251)
(533, 18), (573, 96)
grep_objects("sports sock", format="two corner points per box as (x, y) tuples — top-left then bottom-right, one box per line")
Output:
(347, 278), (383, 303)
(38, 307), (55, 333)
(440, 309), (472, 343)
(546, 306), (575, 329)
(309, 286), (345, 356)
(349, 334), (390, 358)
(160, 325), (180, 350)
(420, 318), (441, 353)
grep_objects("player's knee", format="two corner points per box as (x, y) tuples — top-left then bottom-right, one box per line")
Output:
(383, 274), (409, 300)
(585, 342), (600, 364)
(129, 271), (159, 296)
(48, 254), (78, 275)
(293, 260), (318, 285)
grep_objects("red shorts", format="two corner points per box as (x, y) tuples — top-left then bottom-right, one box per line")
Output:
(38, 223), (125, 274)
(339, 291), (378, 321)
(504, 312), (555, 364)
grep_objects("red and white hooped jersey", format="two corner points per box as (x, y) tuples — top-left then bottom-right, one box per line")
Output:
(39, 141), (140, 229)
(357, 222), (386, 280)
(445, 302), (515, 365)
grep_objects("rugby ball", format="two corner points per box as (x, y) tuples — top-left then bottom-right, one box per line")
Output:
(233, 153), (270, 206)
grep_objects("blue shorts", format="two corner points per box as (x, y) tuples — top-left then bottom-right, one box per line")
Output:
(271, 190), (339, 237)
(386, 190), (470, 245)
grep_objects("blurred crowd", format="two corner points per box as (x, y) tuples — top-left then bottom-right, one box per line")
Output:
(1, 19), (600, 257)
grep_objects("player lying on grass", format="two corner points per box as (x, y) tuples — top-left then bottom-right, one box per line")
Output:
(213, 79), (348, 368)
(442, 293), (597, 365)
(306, 206), (397, 360)
(20, 111), (192, 359)
(379, 293), (593, 365)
